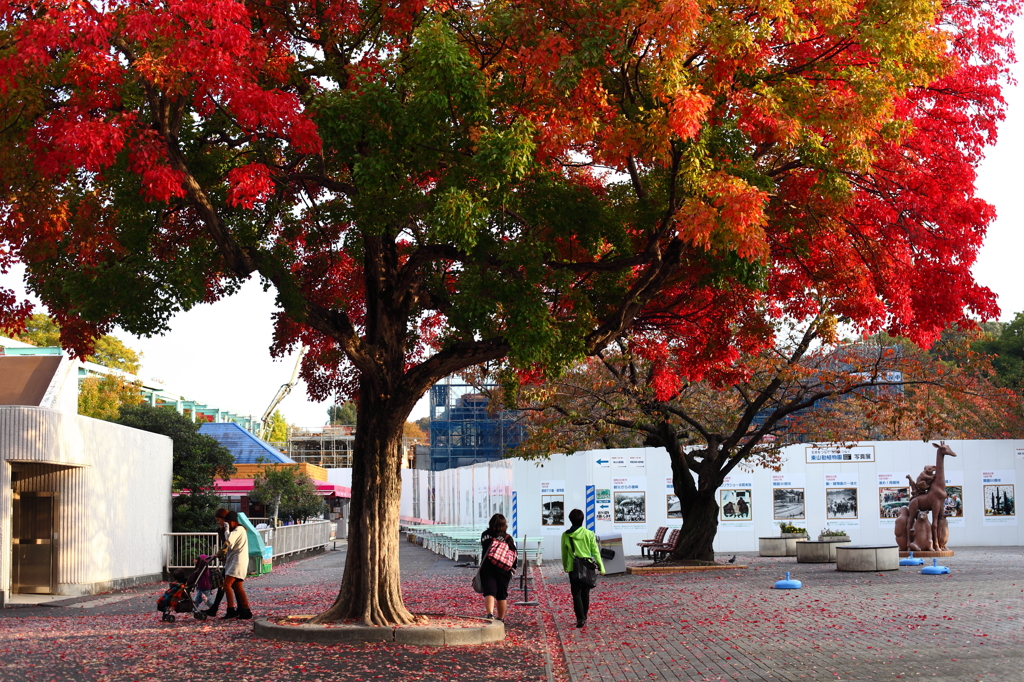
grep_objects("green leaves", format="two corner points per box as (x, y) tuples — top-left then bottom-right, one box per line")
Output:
(427, 188), (489, 251)
(408, 18), (488, 127)
(250, 466), (326, 523)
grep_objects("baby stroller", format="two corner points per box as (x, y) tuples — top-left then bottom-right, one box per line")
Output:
(157, 556), (213, 623)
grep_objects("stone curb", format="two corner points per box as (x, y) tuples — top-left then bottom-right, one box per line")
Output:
(252, 616), (505, 646)
(627, 564), (748, 575)
(899, 550), (954, 558)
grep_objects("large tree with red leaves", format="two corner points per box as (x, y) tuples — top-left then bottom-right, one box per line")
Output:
(0, 0), (1015, 623)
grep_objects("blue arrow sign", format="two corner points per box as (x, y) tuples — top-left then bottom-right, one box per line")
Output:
(596, 459), (609, 465)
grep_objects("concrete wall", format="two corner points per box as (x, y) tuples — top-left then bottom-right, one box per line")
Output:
(0, 407), (173, 602)
(433, 440), (1024, 561)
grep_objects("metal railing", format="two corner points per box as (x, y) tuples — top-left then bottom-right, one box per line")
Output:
(164, 521), (332, 571)
(165, 533), (220, 571)
(257, 520), (333, 559)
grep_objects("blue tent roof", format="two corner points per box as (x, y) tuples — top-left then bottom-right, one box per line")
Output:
(198, 422), (296, 464)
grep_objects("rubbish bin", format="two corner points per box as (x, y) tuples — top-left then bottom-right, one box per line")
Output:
(260, 546), (273, 574)
(596, 533), (627, 575)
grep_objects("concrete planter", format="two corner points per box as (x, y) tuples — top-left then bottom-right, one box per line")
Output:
(797, 538), (850, 563)
(759, 535), (807, 557)
(835, 545), (899, 571)
(818, 535), (850, 543)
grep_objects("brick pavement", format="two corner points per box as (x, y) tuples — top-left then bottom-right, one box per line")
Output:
(2, 542), (1023, 681)
(0, 542), (553, 682)
(539, 547), (1024, 682)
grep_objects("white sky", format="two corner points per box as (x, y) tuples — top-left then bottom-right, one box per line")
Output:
(1, 41), (1021, 427)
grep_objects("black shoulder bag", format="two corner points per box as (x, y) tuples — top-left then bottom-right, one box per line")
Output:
(567, 534), (598, 588)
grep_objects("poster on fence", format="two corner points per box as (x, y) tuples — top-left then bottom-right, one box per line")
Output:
(719, 473), (754, 531)
(944, 471), (965, 528)
(772, 473), (806, 521)
(612, 477), (647, 531)
(824, 473), (860, 529)
(666, 477), (682, 521)
(540, 480), (566, 533)
(982, 471), (1016, 526)
(876, 472), (911, 529)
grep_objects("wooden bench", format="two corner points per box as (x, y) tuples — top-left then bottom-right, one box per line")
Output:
(637, 527), (668, 557)
(650, 529), (680, 561)
(835, 545), (899, 571)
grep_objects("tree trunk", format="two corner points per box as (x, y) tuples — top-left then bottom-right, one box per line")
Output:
(670, 491), (720, 562)
(310, 392), (413, 626)
(665, 441), (721, 562)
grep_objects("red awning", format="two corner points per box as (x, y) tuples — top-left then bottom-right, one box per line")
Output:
(211, 478), (351, 498)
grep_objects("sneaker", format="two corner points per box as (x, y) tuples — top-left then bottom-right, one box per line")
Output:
(575, 619), (586, 628)
(485, 613), (495, 619)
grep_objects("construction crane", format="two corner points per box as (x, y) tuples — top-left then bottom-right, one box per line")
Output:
(258, 347), (306, 442)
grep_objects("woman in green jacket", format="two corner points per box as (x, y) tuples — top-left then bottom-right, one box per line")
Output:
(561, 508), (605, 628)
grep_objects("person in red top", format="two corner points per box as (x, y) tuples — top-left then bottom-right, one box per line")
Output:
(479, 513), (517, 621)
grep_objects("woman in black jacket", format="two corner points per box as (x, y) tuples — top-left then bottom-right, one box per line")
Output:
(480, 513), (517, 620)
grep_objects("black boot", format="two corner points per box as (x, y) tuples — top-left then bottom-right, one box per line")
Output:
(236, 608), (252, 620)
(220, 607), (237, 620)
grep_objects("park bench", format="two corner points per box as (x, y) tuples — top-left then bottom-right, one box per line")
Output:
(650, 528), (681, 561)
(637, 526), (668, 557)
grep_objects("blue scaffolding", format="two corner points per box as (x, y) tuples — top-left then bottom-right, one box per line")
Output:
(428, 383), (525, 471)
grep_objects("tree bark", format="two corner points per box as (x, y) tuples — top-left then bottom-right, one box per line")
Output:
(670, 489), (720, 562)
(666, 439), (722, 562)
(310, 392), (414, 626)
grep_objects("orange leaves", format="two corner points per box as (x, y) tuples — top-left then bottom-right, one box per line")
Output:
(676, 172), (769, 261)
(667, 88), (712, 142)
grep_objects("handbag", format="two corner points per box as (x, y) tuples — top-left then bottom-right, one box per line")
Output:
(485, 535), (517, 571)
(208, 567), (224, 590)
(567, 534), (599, 588)
(471, 567), (484, 594)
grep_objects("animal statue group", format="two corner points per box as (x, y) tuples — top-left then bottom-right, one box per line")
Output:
(894, 442), (957, 552)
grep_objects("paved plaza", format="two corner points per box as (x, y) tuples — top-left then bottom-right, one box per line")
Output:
(0, 544), (1022, 681)
(544, 547), (1024, 682)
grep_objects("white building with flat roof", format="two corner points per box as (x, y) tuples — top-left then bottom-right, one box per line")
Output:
(0, 348), (172, 606)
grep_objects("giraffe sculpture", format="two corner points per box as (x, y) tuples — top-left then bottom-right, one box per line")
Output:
(902, 442), (957, 552)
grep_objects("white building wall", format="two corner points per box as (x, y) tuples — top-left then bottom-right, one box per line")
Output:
(326, 468), (352, 490)
(431, 440), (1024, 561)
(0, 407), (173, 600)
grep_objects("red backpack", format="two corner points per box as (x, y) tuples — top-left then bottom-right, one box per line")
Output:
(486, 535), (516, 571)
